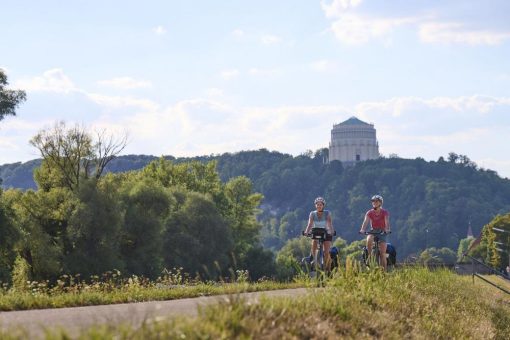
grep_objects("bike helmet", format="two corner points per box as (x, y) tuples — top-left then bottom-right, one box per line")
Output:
(371, 195), (383, 203)
(314, 196), (326, 205)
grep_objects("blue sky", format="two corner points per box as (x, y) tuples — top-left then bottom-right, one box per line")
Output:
(1, 0), (510, 178)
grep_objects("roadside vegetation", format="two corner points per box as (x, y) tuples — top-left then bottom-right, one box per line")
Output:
(0, 268), (299, 311)
(3, 266), (509, 339)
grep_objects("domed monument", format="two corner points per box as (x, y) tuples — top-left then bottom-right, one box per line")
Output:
(329, 116), (380, 165)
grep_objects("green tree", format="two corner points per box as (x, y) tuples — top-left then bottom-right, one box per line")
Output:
(5, 188), (73, 280)
(278, 210), (302, 240)
(64, 179), (124, 277)
(481, 213), (510, 269)
(275, 237), (310, 280)
(457, 237), (475, 262)
(223, 176), (263, 264)
(119, 177), (172, 278)
(164, 190), (233, 278)
(142, 158), (222, 195)
(418, 247), (456, 265)
(243, 246), (276, 280)
(0, 189), (21, 281)
(0, 69), (26, 121)
(11, 255), (31, 292)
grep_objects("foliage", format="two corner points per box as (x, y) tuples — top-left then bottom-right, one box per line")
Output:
(64, 179), (124, 277)
(11, 256), (31, 292)
(275, 237), (311, 280)
(223, 176), (264, 265)
(164, 190), (233, 279)
(118, 177), (171, 278)
(456, 237), (475, 262)
(479, 213), (510, 269)
(30, 121), (127, 192)
(0, 190), (19, 282)
(242, 246), (277, 281)
(417, 247), (457, 265)
(0, 69), (26, 121)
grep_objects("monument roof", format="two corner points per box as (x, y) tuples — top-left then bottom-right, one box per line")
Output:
(339, 116), (370, 126)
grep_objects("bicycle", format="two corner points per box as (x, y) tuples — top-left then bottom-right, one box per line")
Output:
(302, 227), (335, 274)
(360, 230), (391, 269)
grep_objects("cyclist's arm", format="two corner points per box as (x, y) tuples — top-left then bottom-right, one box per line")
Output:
(385, 214), (391, 233)
(327, 212), (334, 235)
(359, 213), (369, 233)
(304, 212), (313, 234)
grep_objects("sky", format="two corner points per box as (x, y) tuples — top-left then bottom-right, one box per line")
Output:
(1, 0), (510, 178)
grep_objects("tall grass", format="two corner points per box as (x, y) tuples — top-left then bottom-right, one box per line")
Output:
(5, 265), (508, 339)
(0, 268), (299, 311)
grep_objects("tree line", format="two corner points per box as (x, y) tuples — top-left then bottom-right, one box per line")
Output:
(0, 122), (275, 283)
(3, 148), (510, 263)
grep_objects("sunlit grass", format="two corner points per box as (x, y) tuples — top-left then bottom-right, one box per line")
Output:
(6, 265), (509, 339)
(0, 268), (300, 311)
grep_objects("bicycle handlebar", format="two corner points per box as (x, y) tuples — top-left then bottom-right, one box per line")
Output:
(301, 229), (336, 237)
(360, 230), (391, 235)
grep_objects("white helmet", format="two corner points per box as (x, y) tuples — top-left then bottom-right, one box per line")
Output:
(371, 195), (383, 203)
(314, 196), (326, 205)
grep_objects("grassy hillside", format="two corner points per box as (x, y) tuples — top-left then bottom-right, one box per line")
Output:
(4, 267), (505, 339)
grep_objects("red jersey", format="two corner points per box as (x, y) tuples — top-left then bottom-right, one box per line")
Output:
(366, 208), (389, 230)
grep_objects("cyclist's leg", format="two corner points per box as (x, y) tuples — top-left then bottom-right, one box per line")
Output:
(324, 240), (332, 271)
(311, 239), (318, 266)
(367, 235), (374, 261)
(378, 241), (388, 271)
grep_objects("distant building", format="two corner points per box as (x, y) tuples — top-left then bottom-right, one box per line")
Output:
(467, 221), (474, 239)
(329, 116), (380, 165)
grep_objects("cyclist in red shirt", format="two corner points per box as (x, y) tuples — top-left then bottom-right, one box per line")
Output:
(359, 195), (391, 270)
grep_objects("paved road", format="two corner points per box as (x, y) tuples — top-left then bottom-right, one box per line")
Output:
(0, 288), (308, 338)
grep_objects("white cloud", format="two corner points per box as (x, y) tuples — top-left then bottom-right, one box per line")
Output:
(310, 59), (339, 73)
(205, 88), (224, 97)
(232, 29), (245, 38)
(419, 22), (510, 45)
(86, 93), (159, 111)
(248, 68), (281, 77)
(220, 69), (240, 80)
(329, 14), (417, 45)
(97, 77), (152, 89)
(354, 95), (510, 118)
(153, 25), (167, 35)
(261, 34), (282, 45)
(13, 68), (76, 94)
(320, 0), (363, 18)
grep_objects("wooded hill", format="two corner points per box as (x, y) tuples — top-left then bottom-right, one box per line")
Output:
(2, 150), (510, 259)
